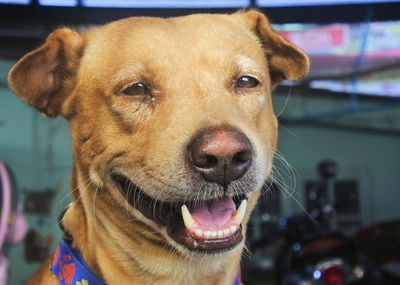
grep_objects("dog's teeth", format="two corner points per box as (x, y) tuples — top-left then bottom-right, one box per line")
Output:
(232, 199), (247, 225)
(182, 201), (246, 239)
(195, 229), (203, 237)
(181, 205), (195, 230)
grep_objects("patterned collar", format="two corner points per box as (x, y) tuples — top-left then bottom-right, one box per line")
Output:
(51, 239), (242, 285)
(51, 240), (105, 285)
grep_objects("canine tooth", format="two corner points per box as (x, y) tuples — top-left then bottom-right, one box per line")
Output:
(223, 229), (230, 236)
(204, 231), (211, 238)
(181, 205), (195, 230)
(230, 225), (237, 233)
(217, 230), (223, 237)
(233, 199), (247, 225)
(195, 229), (203, 237)
(211, 231), (217, 238)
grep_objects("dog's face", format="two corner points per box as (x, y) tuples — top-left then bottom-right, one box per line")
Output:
(8, 12), (308, 256)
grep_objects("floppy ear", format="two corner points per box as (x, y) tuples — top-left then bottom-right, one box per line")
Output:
(242, 11), (309, 88)
(7, 28), (83, 118)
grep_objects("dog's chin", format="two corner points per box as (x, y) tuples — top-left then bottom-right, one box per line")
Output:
(111, 173), (249, 254)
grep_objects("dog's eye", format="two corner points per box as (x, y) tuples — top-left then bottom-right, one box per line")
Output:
(122, 83), (150, 96)
(236, 76), (260, 89)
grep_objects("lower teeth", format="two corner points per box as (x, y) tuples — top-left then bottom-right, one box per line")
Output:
(190, 224), (238, 239)
(181, 199), (247, 240)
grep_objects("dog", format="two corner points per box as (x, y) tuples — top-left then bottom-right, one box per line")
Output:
(8, 10), (308, 285)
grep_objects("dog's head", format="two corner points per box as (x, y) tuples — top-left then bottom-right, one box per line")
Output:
(8, 11), (308, 256)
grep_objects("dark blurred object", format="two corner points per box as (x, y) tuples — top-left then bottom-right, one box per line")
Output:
(318, 160), (339, 181)
(1, 2), (400, 25)
(306, 160), (361, 234)
(334, 181), (359, 215)
(250, 221), (282, 251)
(356, 220), (400, 285)
(25, 190), (54, 215)
(303, 160), (340, 229)
(260, 182), (282, 216)
(0, 35), (43, 60)
(243, 181), (283, 284)
(274, 160), (378, 284)
(305, 181), (328, 213)
(24, 230), (54, 263)
(305, 180), (335, 230)
(274, 214), (379, 285)
(247, 181), (282, 244)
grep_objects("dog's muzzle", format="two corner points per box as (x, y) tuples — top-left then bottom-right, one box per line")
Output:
(112, 127), (255, 253)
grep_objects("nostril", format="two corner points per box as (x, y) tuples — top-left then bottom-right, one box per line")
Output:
(232, 151), (252, 167)
(193, 154), (218, 169)
(204, 155), (218, 169)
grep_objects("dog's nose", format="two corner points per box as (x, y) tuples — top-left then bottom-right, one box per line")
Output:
(188, 127), (253, 187)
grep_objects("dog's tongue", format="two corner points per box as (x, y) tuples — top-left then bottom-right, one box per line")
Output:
(188, 196), (236, 226)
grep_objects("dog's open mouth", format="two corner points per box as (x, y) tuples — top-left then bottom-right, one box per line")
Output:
(112, 173), (246, 252)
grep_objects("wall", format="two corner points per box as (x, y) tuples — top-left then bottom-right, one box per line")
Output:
(273, 92), (400, 226)
(277, 124), (400, 223)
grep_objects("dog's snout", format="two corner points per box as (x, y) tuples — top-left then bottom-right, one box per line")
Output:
(188, 127), (253, 186)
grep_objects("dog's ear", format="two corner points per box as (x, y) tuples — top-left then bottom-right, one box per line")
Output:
(8, 28), (83, 118)
(241, 11), (309, 88)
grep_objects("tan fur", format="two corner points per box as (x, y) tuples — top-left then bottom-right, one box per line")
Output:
(9, 11), (308, 285)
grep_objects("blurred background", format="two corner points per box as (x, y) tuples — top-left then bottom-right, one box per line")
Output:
(0, 1), (400, 284)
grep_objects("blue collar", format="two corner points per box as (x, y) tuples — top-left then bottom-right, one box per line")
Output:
(51, 239), (242, 285)
(51, 240), (105, 285)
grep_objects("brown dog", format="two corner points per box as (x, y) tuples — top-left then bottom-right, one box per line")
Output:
(8, 10), (308, 285)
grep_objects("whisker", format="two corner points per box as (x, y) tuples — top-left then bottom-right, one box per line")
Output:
(58, 176), (91, 205)
(45, 179), (92, 236)
(276, 85), (292, 118)
(269, 151), (312, 220)
(92, 183), (100, 231)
